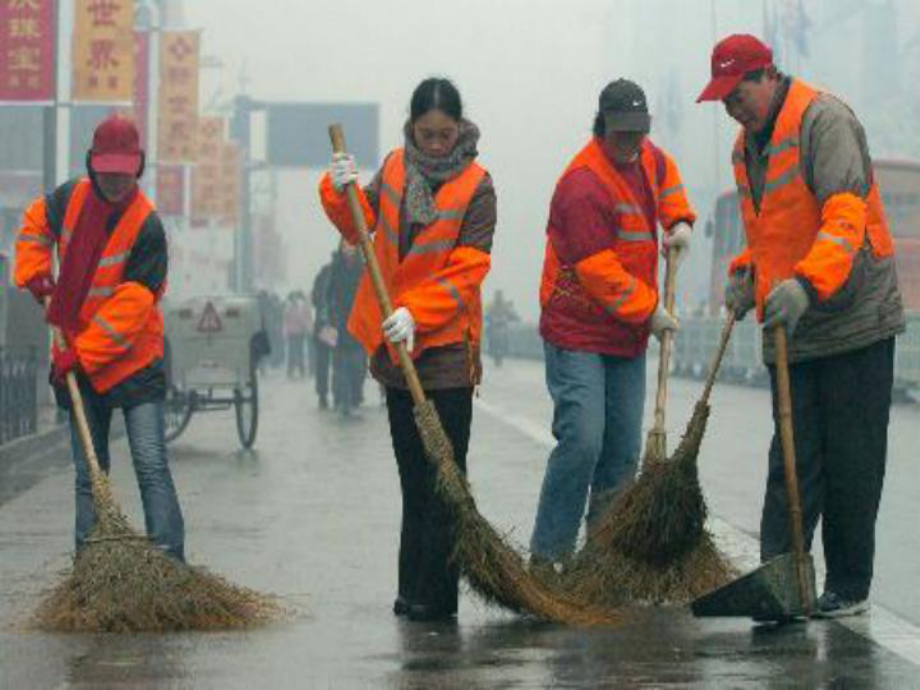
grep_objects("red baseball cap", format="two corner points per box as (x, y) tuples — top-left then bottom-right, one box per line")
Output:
(696, 34), (774, 103)
(89, 115), (143, 175)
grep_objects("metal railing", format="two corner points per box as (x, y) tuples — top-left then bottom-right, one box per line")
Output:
(0, 348), (38, 445)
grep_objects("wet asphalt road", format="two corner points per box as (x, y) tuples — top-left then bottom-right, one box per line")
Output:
(1, 359), (919, 687)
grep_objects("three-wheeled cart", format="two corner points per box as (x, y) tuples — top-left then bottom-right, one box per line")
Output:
(163, 295), (268, 449)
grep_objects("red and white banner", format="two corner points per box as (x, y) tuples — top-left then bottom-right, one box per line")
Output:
(0, 0), (56, 102)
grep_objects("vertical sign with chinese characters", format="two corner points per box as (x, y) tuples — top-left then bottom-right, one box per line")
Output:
(191, 115), (223, 219)
(156, 165), (184, 216)
(72, 0), (135, 102)
(132, 29), (149, 149)
(158, 30), (199, 163)
(0, 0), (56, 102)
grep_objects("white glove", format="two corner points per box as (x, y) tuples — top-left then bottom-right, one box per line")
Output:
(649, 302), (679, 340)
(382, 307), (415, 352)
(330, 152), (358, 192)
(662, 222), (692, 271)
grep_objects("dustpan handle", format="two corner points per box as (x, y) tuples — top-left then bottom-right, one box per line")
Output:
(774, 326), (813, 613)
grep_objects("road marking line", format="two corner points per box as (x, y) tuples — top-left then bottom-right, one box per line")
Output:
(475, 396), (920, 666)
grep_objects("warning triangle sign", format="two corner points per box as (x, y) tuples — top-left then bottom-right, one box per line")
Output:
(197, 301), (223, 333)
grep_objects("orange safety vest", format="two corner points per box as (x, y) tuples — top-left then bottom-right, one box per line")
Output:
(346, 150), (487, 362)
(540, 139), (693, 324)
(732, 79), (894, 317)
(17, 179), (164, 393)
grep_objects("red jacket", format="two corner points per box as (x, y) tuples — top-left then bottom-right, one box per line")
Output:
(540, 139), (695, 357)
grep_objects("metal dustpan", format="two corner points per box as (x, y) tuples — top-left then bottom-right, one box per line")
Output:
(692, 552), (816, 620)
(692, 328), (817, 622)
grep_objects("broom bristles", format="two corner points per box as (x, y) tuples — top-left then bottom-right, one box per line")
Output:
(35, 448), (280, 632)
(413, 401), (620, 626)
(586, 401), (712, 565)
(34, 518), (281, 633)
(562, 531), (736, 607)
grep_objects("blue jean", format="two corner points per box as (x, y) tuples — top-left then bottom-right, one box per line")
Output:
(70, 396), (185, 562)
(530, 343), (646, 561)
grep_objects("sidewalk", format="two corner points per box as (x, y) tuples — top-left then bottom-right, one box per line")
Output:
(0, 403), (69, 508)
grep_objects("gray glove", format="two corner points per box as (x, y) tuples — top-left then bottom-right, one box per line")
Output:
(763, 278), (810, 336)
(649, 302), (679, 340)
(724, 267), (755, 320)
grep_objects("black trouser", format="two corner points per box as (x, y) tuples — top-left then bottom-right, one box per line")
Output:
(387, 387), (472, 614)
(314, 337), (331, 401)
(761, 337), (894, 601)
(332, 344), (366, 411)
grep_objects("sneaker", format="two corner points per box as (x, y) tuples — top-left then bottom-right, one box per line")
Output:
(813, 591), (869, 619)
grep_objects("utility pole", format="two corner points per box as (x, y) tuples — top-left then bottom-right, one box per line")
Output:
(42, 0), (60, 193)
(230, 94), (254, 293)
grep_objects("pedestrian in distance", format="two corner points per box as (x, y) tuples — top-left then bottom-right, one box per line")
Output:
(13, 114), (185, 562)
(311, 255), (335, 409)
(319, 76), (496, 622)
(530, 78), (696, 574)
(283, 290), (310, 379)
(327, 240), (367, 417)
(698, 34), (905, 618)
(484, 288), (519, 367)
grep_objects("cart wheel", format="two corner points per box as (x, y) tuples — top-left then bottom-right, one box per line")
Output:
(164, 388), (194, 443)
(234, 363), (259, 449)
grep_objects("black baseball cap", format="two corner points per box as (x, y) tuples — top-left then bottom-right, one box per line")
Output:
(599, 79), (651, 133)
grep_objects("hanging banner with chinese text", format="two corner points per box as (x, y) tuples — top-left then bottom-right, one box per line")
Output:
(157, 29), (199, 163)
(156, 164), (184, 216)
(131, 29), (149, 149)
(191, 115), (224, 220)
(72, 0), (135, 103)
(0, 0), (56, 102)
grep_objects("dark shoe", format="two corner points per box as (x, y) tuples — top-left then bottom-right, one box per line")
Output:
(813, 591), (869, 619)
(319, 396), (328, 410)
(393, 596), (410, 617)
(406, 603), (456, 622)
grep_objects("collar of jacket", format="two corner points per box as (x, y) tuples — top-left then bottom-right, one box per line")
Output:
(747, 76), (792, 155)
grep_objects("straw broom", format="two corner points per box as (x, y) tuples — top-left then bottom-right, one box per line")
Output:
(588, 314), (737, 564)
(34, 312), (278, 632)
(329, 124), (617, 626)
(559, 315), (738, 605)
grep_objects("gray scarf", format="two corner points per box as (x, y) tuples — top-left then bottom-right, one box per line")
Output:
(402, 119), (480, 226)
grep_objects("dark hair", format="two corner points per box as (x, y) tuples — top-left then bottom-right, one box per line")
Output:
(592, 112), (605, 138)
(410, 78), (463, 123)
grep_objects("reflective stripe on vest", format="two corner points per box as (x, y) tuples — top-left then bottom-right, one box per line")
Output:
(57, 179), (163, 392)
(347, 149), (487, 361)
(732, 79), (894, 312)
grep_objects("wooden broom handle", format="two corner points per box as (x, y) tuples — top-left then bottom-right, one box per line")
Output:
(774, 326), (813, 612)
(699, 312), (736, 406)
(328, 124), (427, 406)
(45, 298), (104, 480)
(651, 247), (677, 434)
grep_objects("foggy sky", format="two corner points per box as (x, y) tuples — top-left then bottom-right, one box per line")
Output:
(182, 0), (920, 318)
